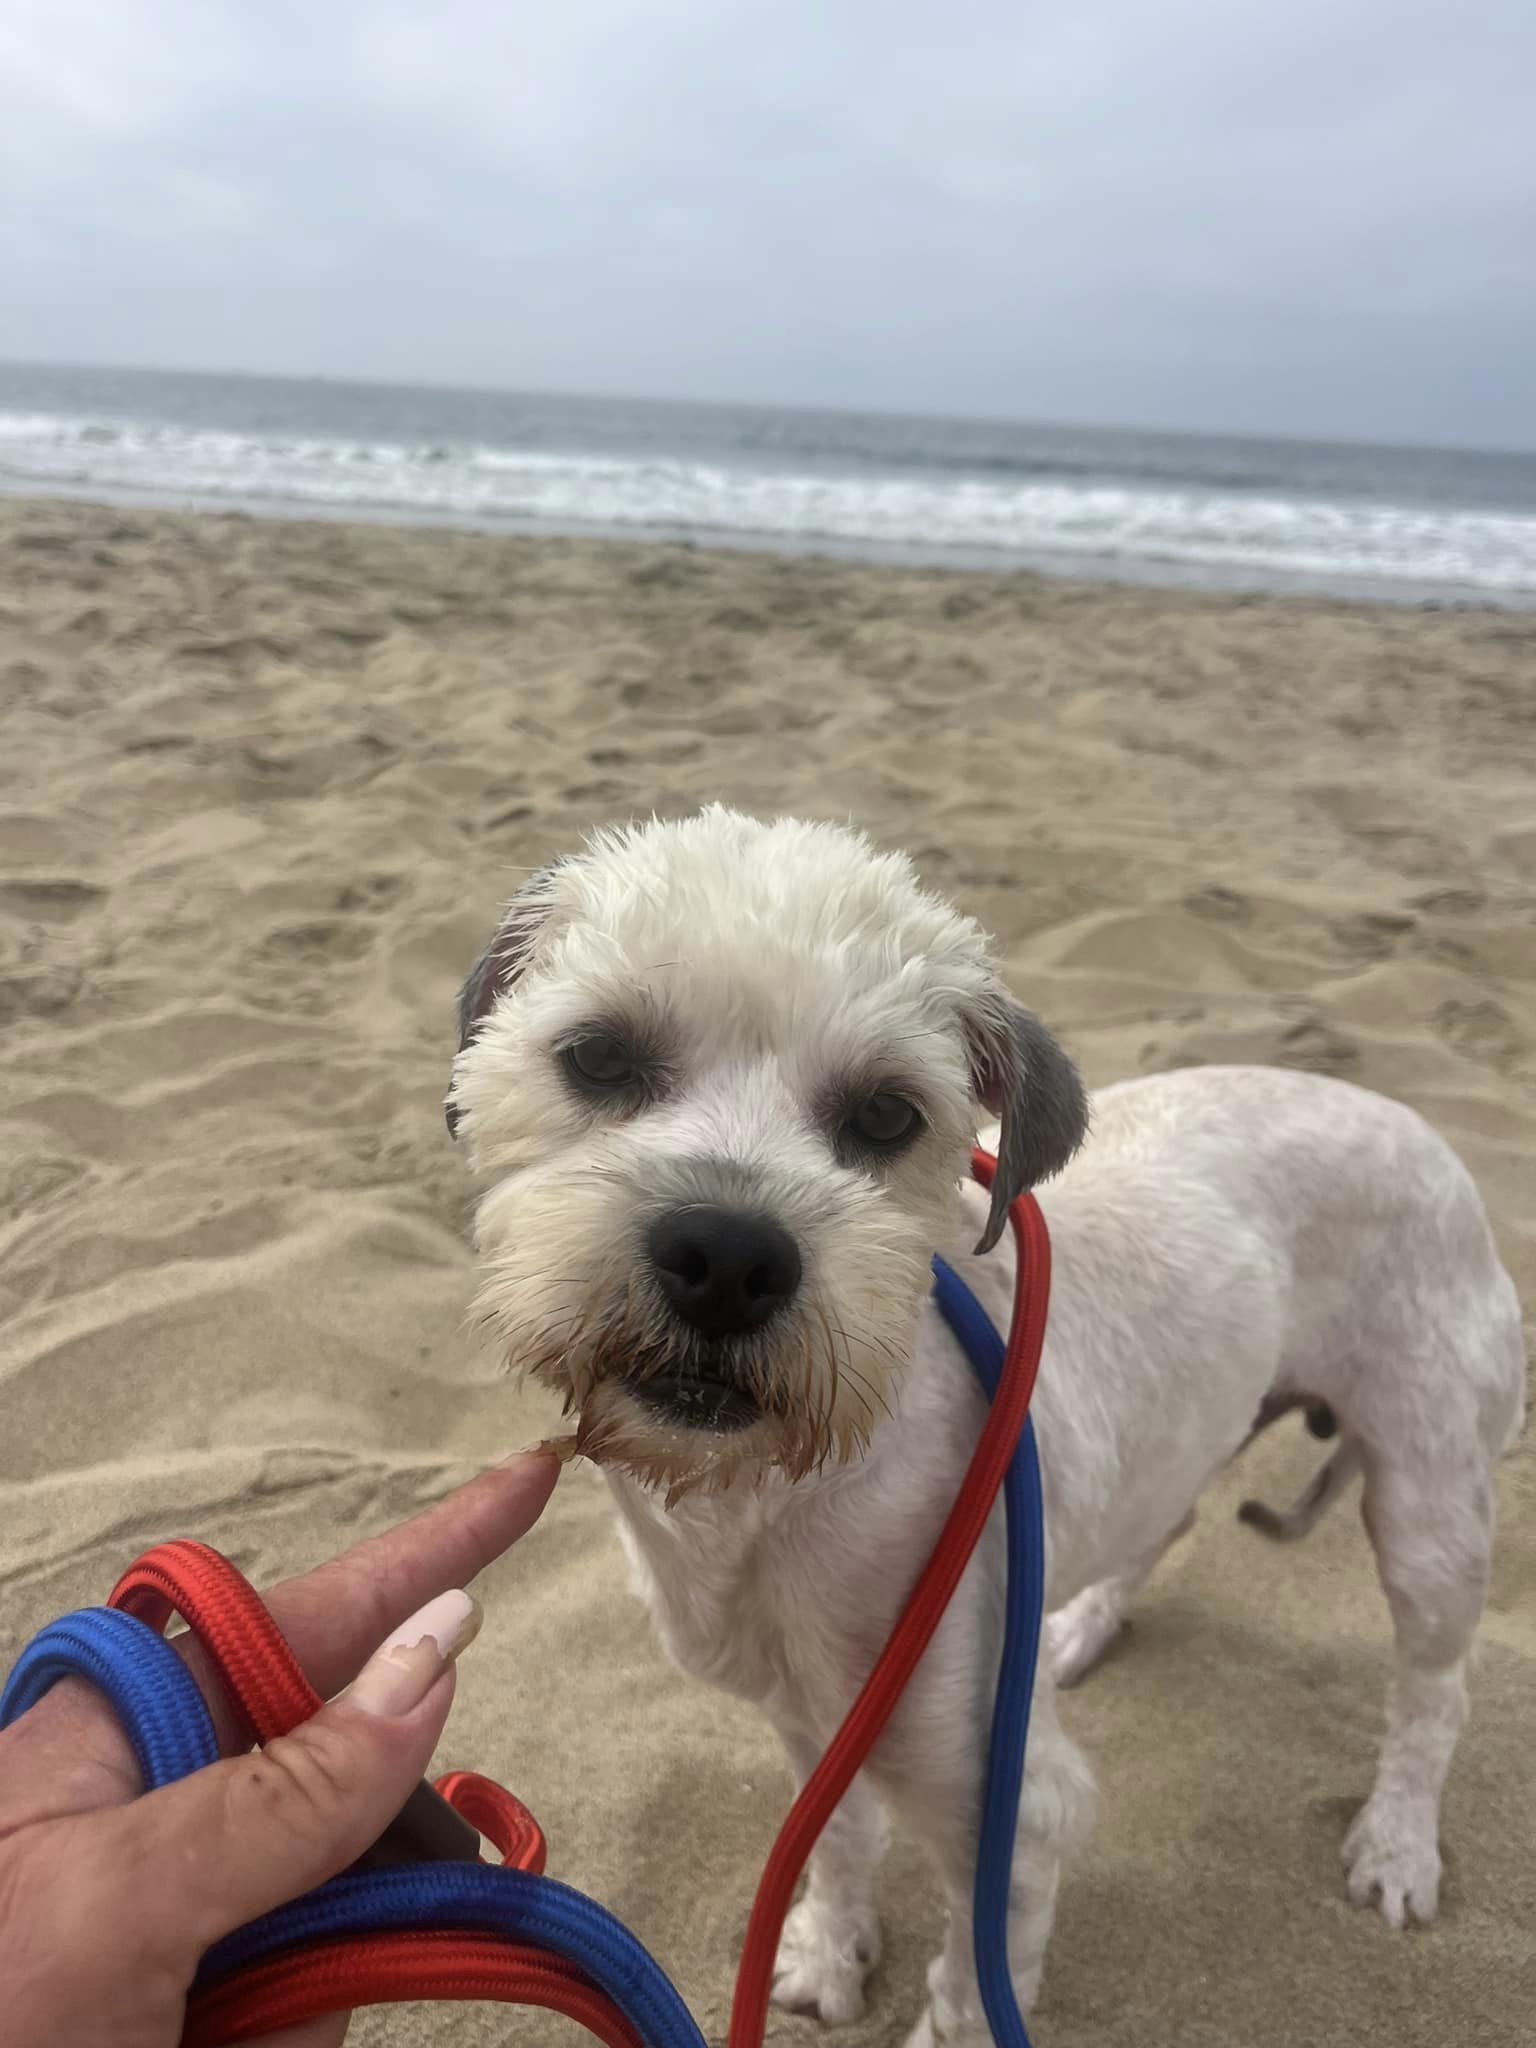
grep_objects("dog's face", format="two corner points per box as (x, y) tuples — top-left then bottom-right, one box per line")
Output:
(448, 808), (1084, 1498)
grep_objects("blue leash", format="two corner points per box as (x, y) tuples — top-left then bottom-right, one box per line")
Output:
(0, 1606), (219, 1789)
(933, 1254), (1046, 2048)
(1, 1263), (1044, 2046)
(202, 1862), (705, 2039)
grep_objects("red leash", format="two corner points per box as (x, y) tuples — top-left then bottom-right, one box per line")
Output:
(728, 1154), (1046, 2044)
(184, 1936), (641, 2048)
(126, 1154), (1045, 2044)
(185, 1935), (640, 2048)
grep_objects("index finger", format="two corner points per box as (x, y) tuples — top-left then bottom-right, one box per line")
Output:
(0, 1453), (558, 1827)
(184, 1452), (559, 1749)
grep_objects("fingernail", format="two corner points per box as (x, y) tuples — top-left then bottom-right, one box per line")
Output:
(498, 1440), (566, 1466)
(346, 1590), (481, 1718)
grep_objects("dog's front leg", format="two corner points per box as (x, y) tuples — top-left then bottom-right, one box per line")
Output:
(769, 1724), (889, 2026)
(895, 1679), (1095, 2047)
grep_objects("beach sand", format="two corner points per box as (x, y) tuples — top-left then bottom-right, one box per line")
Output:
(1, 495), (1531, 2046)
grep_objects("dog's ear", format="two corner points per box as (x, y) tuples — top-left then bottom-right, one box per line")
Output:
(965, 993), (1088, 1253)
(446, 864), (564, 1138)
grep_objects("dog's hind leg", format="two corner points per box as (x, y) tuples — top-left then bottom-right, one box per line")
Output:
(769, 1728), (889, 2025)
(1045, 1508), (1196, 1688)
(1342, 1435), (1494, 1927)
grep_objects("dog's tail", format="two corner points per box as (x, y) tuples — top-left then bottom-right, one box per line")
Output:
(1238, 1438), (1363, 1543)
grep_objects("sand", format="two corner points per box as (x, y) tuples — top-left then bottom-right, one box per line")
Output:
(0, 494), (1532, 2046)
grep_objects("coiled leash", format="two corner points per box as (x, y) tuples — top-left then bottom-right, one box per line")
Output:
(1, 1154), (1050, 2046)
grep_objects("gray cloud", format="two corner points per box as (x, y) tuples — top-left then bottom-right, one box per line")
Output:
(3, 0), (1533, 445)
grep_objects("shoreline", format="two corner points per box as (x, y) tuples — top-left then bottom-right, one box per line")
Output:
(1, 475), (1529, 613)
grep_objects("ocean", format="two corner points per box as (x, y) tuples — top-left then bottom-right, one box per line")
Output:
(3, 360), (1535, 607)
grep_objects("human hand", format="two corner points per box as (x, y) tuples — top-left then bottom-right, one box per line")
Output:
(0, 1451), (559, 2048)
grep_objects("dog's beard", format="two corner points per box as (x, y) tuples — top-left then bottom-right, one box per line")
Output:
(497, 1283), (888, 1506)
(470, 1150), (939, 1504)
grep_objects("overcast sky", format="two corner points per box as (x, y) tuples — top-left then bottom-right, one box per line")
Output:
(3, 1), (1533, 447)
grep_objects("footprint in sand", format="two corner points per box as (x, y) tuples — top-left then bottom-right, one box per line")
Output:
(1329, 910), (1417, 962)
(0, 880), (106, 923)
(1434, 998), (1525, 1071)
(562, 779), (628, 804)
(0, 1154), (94, 1222)
(1276, 1015), (1361, 1075)
(1412, 887), (1487, 917)
(0, 967), (85, 1024)
(1183, 884), (1252, 924)
(332, 874), (408, 915)
(257, 920), (375, 965)
(1305, 785), (1457, 875)
(481, 803), (535, 832)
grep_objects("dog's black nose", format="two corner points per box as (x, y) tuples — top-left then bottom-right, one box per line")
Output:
(647, 1206), (802, 1339)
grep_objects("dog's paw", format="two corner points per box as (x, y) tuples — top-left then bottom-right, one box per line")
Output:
(772, 1896), (881, 2025)
(1045, 1583), (1124, 1688)
(900, 1953), (999, 2047)
(901, 2005), (990, 2048)
(1342, 1795), (1442, 1927)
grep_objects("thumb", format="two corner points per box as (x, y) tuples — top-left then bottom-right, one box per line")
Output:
(118, 1588), (481, 1955)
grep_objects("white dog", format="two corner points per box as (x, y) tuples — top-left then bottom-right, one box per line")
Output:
(447, 807), (1525, 2045)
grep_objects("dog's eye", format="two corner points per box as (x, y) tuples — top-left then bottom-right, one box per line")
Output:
(562, 1035), (638, 1091)
(846, 1093), (921, 1150)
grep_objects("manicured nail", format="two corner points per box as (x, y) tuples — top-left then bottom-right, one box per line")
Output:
(499, 1439), (572, 1466)
(346, 1590), (480, 1718)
